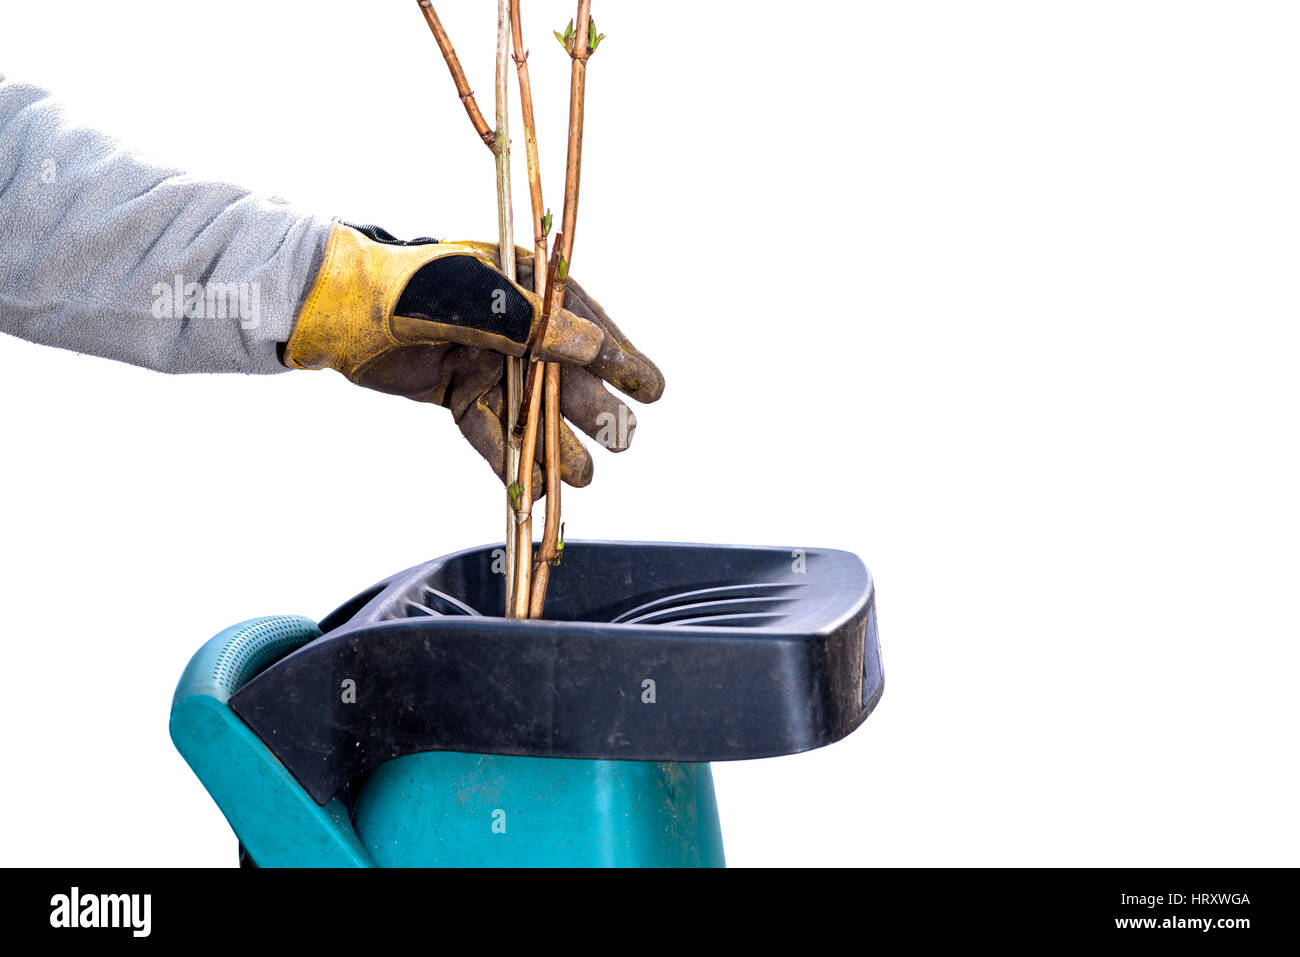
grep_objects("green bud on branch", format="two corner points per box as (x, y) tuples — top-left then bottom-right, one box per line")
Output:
(552, 522), (566, 566)
(555, 19), (575, 53)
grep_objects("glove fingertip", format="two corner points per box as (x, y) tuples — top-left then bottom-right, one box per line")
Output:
(539, 308), (602, 365)
(629, 364), (666, 404)
(564, 463), (594, 488)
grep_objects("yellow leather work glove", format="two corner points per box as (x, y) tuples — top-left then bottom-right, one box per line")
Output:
(283, 220), (664, 490)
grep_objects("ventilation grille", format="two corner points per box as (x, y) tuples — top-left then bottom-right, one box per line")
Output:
(611, 582), (804, 628)
(402, 586), (482, 619)
(382, 580), (806, 628)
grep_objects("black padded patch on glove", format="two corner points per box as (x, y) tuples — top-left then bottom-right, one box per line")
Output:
(395, 255), (534, 345)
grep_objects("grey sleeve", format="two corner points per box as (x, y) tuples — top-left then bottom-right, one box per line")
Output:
(0, 78), (333, 375)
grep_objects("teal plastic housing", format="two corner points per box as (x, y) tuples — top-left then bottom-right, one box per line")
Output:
(170, 617), (724, 867)
(353, 752), (723, 867)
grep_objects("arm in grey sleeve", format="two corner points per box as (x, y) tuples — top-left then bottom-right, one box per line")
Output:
(0, 78), (332, 375)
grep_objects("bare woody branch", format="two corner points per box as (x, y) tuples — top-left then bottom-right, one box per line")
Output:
(494, 0), (523, 615)
(416, 0), (521, 613)
(415, 0), (496, 151)
(527, 360), (562, 617)
(417, 0), (602, 619)
(508, 0), (552, 615)
(511, 239), (560, 615)
(527, 0), (595, 613)
(553, 0), (593, 291)
(509, 0), (547, 290)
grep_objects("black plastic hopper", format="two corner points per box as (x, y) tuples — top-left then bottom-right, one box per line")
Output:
(229, 541), (883, 804)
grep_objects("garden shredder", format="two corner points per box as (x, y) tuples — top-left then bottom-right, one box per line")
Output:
(170, 540), (883, 866)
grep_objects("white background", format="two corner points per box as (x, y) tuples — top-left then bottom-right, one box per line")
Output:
(1, 1), (1297, 867)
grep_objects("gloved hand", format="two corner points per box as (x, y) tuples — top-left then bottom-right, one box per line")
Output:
(283, 220), (664, 490)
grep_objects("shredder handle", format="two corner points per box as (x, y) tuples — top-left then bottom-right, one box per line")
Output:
(169, 616), (374, 868)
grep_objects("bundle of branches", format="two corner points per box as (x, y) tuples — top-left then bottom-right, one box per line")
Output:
(416, 0), (605, 618)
